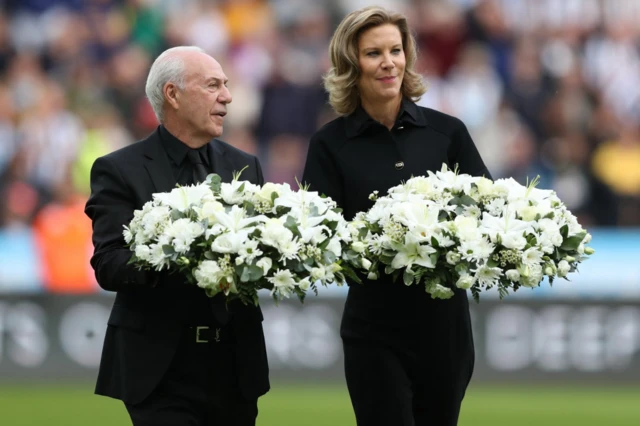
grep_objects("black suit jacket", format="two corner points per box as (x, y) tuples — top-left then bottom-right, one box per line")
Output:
(85, 128), (270, 405)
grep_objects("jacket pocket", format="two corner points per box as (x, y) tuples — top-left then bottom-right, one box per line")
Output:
(107, 304), (145, 332)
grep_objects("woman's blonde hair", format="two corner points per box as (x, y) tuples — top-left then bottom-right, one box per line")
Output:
(324, 6), (427, 116)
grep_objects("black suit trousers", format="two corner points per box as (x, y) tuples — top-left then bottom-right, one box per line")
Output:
(125, 328), (258, 426)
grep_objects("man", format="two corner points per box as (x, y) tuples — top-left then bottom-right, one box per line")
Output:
(85, 46), (269, 426)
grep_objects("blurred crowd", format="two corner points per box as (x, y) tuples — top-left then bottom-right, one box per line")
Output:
(1, 0), (639, 252)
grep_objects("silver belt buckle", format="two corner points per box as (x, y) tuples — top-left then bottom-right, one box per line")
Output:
(196, 326), (209, 343)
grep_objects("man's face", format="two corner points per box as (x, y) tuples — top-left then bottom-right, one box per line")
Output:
(174, 52), (232, 140)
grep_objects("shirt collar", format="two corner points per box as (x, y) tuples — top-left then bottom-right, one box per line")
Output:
(345, 97), (427, 139)
(159, 125), (209, 166)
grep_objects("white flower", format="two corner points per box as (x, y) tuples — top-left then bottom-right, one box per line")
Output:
(485, 198), (507, 216)
(426, 282), (455, 299)
(268, 269), (297, 297)
(557, 260), (570, 277)
(211, 231), (248, 254)
(164, 218), (204, 253)
(406, 176), (436, 196)
(536, 233), (556, 254)
(505, 269), (520, 282)
(256, 257), (273, 275)
(148, 243), (170, 270)
(238, 240), (263, 264)
(463, 205), (482, 218)
(278, 238), (302, 261)
(458, 238), (495, 263)
(123, 227), (134, 244)
(134, 244), (151, 262)
(431, 231), (455, 248)
(193, 260), (223, 288)
(153, 184), (214, 212)
(429, 164), (476, 194)
(361, 258), (372, 270)
(391, 233), (437, 269)
(518, 205), (539, 222)
(522, 247), (543, 267)
(456, 274), (474, 290)
(446, 251), (461, 265)
(213, 204), (266, 233)
(194, 200), (225, 223)
(254, 182), (284, 204)
(480, 211), (533, 249)
(521, 264), (543, 288)
(140, 205), (171, 240)
(351, 241), (367, 253)
(325, 238), (343, 258)
(454, 216), (481, 241)
(474, 264), (502, 287)
(261, 218), (294, 248)
(220, 180), (258, 205)
(297, 277), (311, 291)
(475, 176), (494, 196)
(310, 266), (326, 281)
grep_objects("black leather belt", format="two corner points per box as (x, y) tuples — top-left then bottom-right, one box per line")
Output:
(187, 325), (233, 344)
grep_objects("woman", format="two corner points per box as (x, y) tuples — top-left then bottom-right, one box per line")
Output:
(301, 6), (492, 426)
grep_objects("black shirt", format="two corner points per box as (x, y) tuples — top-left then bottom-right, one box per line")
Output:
(302, 97), (492, 221)
(159, 125), (211, 185)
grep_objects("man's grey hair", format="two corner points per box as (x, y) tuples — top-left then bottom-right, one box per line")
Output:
(145, 46), (205, 123)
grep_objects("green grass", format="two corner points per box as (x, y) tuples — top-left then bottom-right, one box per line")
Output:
(1, 383), (639, 425)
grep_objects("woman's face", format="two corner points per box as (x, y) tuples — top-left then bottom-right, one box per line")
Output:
(357, 23), (406, 105)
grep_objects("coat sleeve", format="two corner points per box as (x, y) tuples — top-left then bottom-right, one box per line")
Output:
(254, 155), (265, 186)
(448, 118), (493, 180)
(85, 156), (157, 292)
(301, 133), (345, 208)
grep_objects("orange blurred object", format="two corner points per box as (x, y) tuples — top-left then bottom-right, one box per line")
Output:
(32, 195), (97, 293)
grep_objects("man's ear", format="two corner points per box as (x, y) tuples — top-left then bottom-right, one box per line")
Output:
(164, 82), (180, 110)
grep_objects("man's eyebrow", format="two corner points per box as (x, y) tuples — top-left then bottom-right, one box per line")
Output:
(205, 77), (229, 84)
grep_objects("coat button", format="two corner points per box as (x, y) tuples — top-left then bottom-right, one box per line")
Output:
(397, 126), (404, 130)
(395, 161), (404, 170)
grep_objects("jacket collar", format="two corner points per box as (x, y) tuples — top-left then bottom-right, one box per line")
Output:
(345, 97), (427, 139)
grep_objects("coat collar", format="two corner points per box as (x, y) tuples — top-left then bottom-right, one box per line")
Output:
(345, 97), (427, 139)
(143, 127), (233, 193)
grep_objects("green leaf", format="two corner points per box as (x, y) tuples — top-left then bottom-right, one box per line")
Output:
(248, 265), (264, 281)
(431, 236), (440, 248)
(170, 210), (184, 221)
(403, 269), (414, 286)
(342, 267), (363, 285)
(487, 258), (499, 268)
(243, 200), (256, 216)
(458, 195), (477, 207)
(561, 231), (586, 251)
(162, 245), (175, 255)
(560, 224), (569, 239)
(209, 174), (222, 194)
(270, 191), (279, 203)
(237, 182), (246, 193)
(318, 238), (331, 251)
(323, 250), (337, 265)
(240, 266), (252, 283)
(284, 215), (301, 237)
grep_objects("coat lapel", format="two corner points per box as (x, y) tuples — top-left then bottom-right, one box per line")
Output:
(209, 139), (233, 183)
(143, 130), (177, 194)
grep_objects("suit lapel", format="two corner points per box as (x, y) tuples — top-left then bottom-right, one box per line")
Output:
(209, 139), (233, 183)
(143, 130), (177, 194)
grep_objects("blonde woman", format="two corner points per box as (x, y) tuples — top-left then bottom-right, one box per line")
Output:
(302, 6), (492, 426)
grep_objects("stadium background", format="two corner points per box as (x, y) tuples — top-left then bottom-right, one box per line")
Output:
(0, 0), (639, 425)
